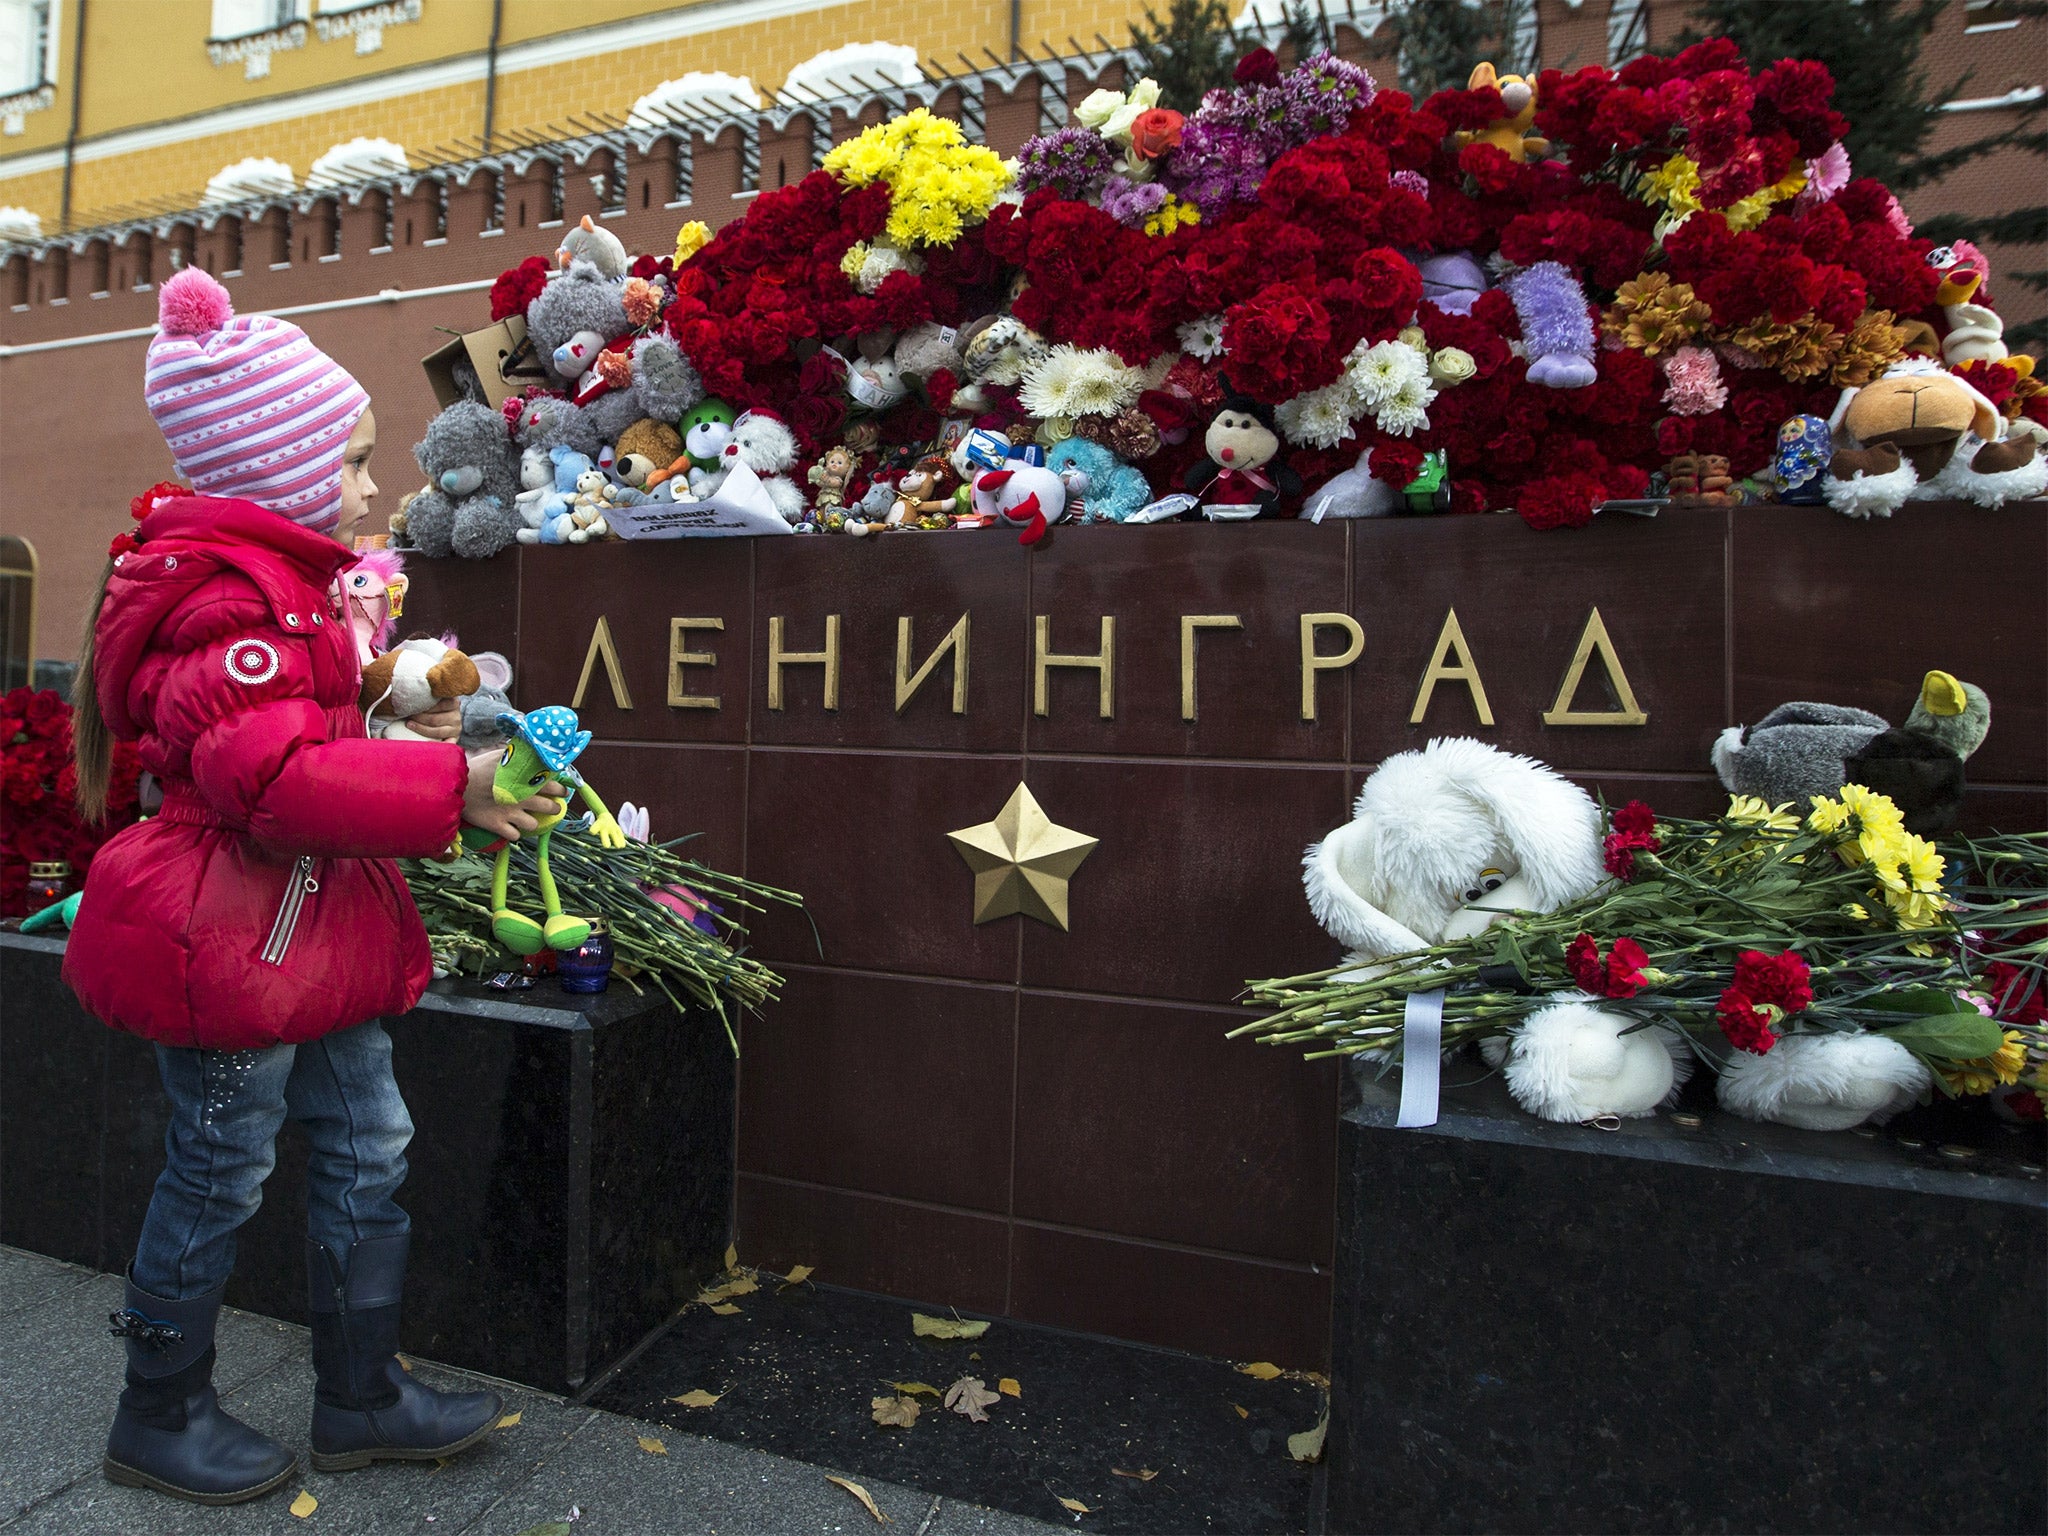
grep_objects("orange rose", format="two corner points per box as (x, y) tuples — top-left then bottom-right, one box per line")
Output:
(1128, 108), (1185, 162)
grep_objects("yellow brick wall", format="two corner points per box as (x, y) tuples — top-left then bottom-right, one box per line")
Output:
(0, 0), (1178, 231)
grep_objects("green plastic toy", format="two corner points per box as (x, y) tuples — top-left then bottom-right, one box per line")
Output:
(20, 891), (82, 932)
(459, 705), (626, 955)
(1401, 451), (1451, 514)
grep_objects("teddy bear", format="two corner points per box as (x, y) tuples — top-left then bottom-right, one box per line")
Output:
(1824, 358), (2045, 518)
(530, 447), (600, 545)
(511, 393), (603, 460)
(567, 464), (612, 542)
(1046, 436), (1152, 523)
(892, 322), (969, 394)
(885, 456), (958, 528)
(614, 418), (684, 490)
(1182, 397), (1301, 517)
(556, 213), (629, 279)
(524, 261), (653, 444)
(691, 409), (807, 522)
(1454, 62), (1549, 163)
(1304, 737), (1690, 1124)
(404, 401), (524, 559)
(1665, 451), (1736, 506)
(648, 398), (738, 491)
(846, 335), (910, 411)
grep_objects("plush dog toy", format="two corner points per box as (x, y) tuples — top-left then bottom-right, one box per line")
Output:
(1824, 359), (2045, 518)
(1454, 62), (1549, 163)
(1303, 737), (1689, 1123)
(360, 636), (494, 739)
(458, 706), (628, 955)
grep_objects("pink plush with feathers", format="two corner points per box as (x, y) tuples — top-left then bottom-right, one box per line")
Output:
(157, 267), (235, 337)
(342, 547), (408, 658)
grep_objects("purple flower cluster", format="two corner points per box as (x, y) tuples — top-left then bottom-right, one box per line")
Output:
(1099, 174), (1171, 227)
(1278, 54), (1375, 142)
(1159, 52), (1378, 221)
(1016, 126), (1119, 200)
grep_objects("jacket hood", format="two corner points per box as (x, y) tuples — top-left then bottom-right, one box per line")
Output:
(95, 497), (354, 739)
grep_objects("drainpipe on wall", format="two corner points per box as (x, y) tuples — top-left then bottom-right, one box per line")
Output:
(482, 0), (504, 152)
(58, 0), (88, 233)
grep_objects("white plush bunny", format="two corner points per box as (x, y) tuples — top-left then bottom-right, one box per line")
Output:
(1304, 737), (1688, 1122)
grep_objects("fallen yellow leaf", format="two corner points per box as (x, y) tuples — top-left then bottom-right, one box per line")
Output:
(998, 1377), (1021, 1397)
(1231, 1403), (1249, 1420)
(1112, 1467), (1158, 1481)
(1288, 1412), (1329, 1464)
(668, 1389), (721, 1408)
(785, 1263), (815, 1284)
(911, 1312), (990, 1340)
(944, 1376), (1000, 1423)
(1238, 1361), (1283, 1381)
(870, 1394), (921, 1428)
(289, 1490), (318, 1518)
(709, 1303), (742, 1316)
(498, 1410), (522, 1428)
(697, 1274), (760, 1305)
(637, 1435), (668, 1455)
(885, 1380), (941, 1397)
(724, 1244), (739, 1271)
(826, 1475), (889, 1523)
(1057, 1495), (1093, 1514)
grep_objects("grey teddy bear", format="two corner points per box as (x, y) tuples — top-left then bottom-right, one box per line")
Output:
(512, 394), (602, 459)
(405, 401), (524, 559)
(523, 262), (702, 440)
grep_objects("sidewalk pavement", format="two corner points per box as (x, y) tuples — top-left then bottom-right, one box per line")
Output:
(0, 1246), (1061, 1536)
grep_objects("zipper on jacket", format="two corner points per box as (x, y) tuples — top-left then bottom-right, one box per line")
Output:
(261, 857), (320, 966)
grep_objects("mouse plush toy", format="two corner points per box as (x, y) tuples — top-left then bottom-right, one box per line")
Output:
(1183, 397), (1301, 518)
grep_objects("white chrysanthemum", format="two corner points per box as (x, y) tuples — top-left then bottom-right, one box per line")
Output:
(844, 240), (918, 295)
(1348, 340), (1429, 409)
(1021, 346), (1142, 418)
(1177, 315), (1227, 361)
(1276, 382), (1360, 450)
(1374, 376), (1437, 438)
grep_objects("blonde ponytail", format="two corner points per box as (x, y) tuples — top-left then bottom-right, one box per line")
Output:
(71, 559), (116, 824)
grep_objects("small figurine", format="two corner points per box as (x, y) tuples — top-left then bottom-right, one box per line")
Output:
(459, 706), (628, 956)
(808, 445), (858, 511)
(1665, 451), (1735, 507)
(887, 456), (958, 527)
(1771, 415), (1833, 504)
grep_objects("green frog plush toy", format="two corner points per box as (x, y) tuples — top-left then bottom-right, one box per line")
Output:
(460, 705), (626, 954)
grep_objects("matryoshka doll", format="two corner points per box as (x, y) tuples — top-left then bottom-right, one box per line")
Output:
(1772, 414), (1832, 504)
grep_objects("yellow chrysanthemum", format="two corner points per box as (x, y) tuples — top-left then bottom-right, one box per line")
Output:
(1807, 796), (1851, 835)
(1884, 885), (1947, 930)
(1721, 166), (1808, 233)
(1727, 796), (1800, 833)
(1843, 902), (1871, 921)
(1143, 195), (1201, 237)
(1641, 153), (1701, 212)
(1840, 784), (1905, 835)
(1941, 1030), (2027, 1096)
(1900, 833), (1945, 893)
(673, 220), (711, 266)
(822, 108), (1012, 249)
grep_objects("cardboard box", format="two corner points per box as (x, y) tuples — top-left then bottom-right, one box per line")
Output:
(421, 315), (549, 409)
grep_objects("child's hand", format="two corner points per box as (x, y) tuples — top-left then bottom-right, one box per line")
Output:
(404, 699), (463, 741)
(462, 751), (563, 841)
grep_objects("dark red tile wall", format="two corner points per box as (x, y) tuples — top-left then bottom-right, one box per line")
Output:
(404, 502), (2048, 1368)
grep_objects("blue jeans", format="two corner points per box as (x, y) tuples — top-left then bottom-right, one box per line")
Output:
(132, 1020), (414, 1300)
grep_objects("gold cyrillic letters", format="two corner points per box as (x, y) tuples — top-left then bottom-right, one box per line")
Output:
(1034, 615), (1115, 718)
(571, 614), (633, 712)
(1179, 614), (1243, 722)
(768, 614), (841, 711)
(1411, 609), (1494, 727)
(1298, 612), (1363, 722)
(896, 614), (970, 714)
(667, 617), (724, 709)
(1543, 607), (1649, 725)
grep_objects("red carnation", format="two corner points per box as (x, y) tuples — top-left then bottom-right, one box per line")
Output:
(1611, 800), (1656, 837)
(107, 532), (141, 560)
(1732, 949), (1813, 1014)
(129, 481), (188, 522)
(490, 255), (552, 322)
(1234, 47), (1281, 87)
(1566, 933), (1653, 999)
(1516, 470), (1608, 532)
(1369, 442), (1424, 486)
(1715, 991), (1779, 1054)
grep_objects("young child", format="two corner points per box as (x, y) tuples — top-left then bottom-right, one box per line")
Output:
(64, 268), (560, 1506)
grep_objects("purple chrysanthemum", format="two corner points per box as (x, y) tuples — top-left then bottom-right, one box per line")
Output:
(1016, 126), (1119, 200)
(1099, 174), (1172, 227)
(1278, 53), (1375, 142)
(1159, 120), (1273, 220)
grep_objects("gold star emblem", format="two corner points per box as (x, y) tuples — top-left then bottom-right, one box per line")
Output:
(947, 783), (1098, 930)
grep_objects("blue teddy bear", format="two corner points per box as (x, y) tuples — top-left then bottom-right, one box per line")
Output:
(1046, 437), (1152, 524)
(537, 446), (593, 545)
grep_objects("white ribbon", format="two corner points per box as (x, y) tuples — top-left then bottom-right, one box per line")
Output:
(1395, 988), (1446, 1128)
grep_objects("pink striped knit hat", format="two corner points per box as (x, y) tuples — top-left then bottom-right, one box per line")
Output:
(143, 268), (370, 535)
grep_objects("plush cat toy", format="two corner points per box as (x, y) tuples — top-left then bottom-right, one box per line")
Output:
(459, 706), (628, 955)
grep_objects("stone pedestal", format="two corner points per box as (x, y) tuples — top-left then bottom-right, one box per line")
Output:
(1, 932), (734, 1394)
(1329, 1074), (2047, 1535)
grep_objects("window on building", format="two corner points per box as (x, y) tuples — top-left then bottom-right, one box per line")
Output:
(0, 536), (37, 692)
(210, 0), (307, 40)
(1964, 0), (2028, 32)
(0, 0), (55, 94)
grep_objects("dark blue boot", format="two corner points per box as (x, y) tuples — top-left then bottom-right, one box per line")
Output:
(306, 1234), (502, 1472)
(104, 1272), (297, 1504)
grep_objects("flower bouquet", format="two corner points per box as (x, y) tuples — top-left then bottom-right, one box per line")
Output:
(401, 825), (803, 1051)
(1, 688), (142, 918)
(1238, 787), (2046, 1111)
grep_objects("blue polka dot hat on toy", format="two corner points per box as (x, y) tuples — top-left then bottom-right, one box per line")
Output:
(497, 706), (593, 786)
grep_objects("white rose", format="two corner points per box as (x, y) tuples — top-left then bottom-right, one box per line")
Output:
(1102, 101), (1146, 143)
(1076, 89), (1125, 131)
(1127, 78), (1161, 112)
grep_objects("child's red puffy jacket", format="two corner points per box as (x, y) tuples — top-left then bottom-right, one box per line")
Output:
(63, 498), (468, 1051)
